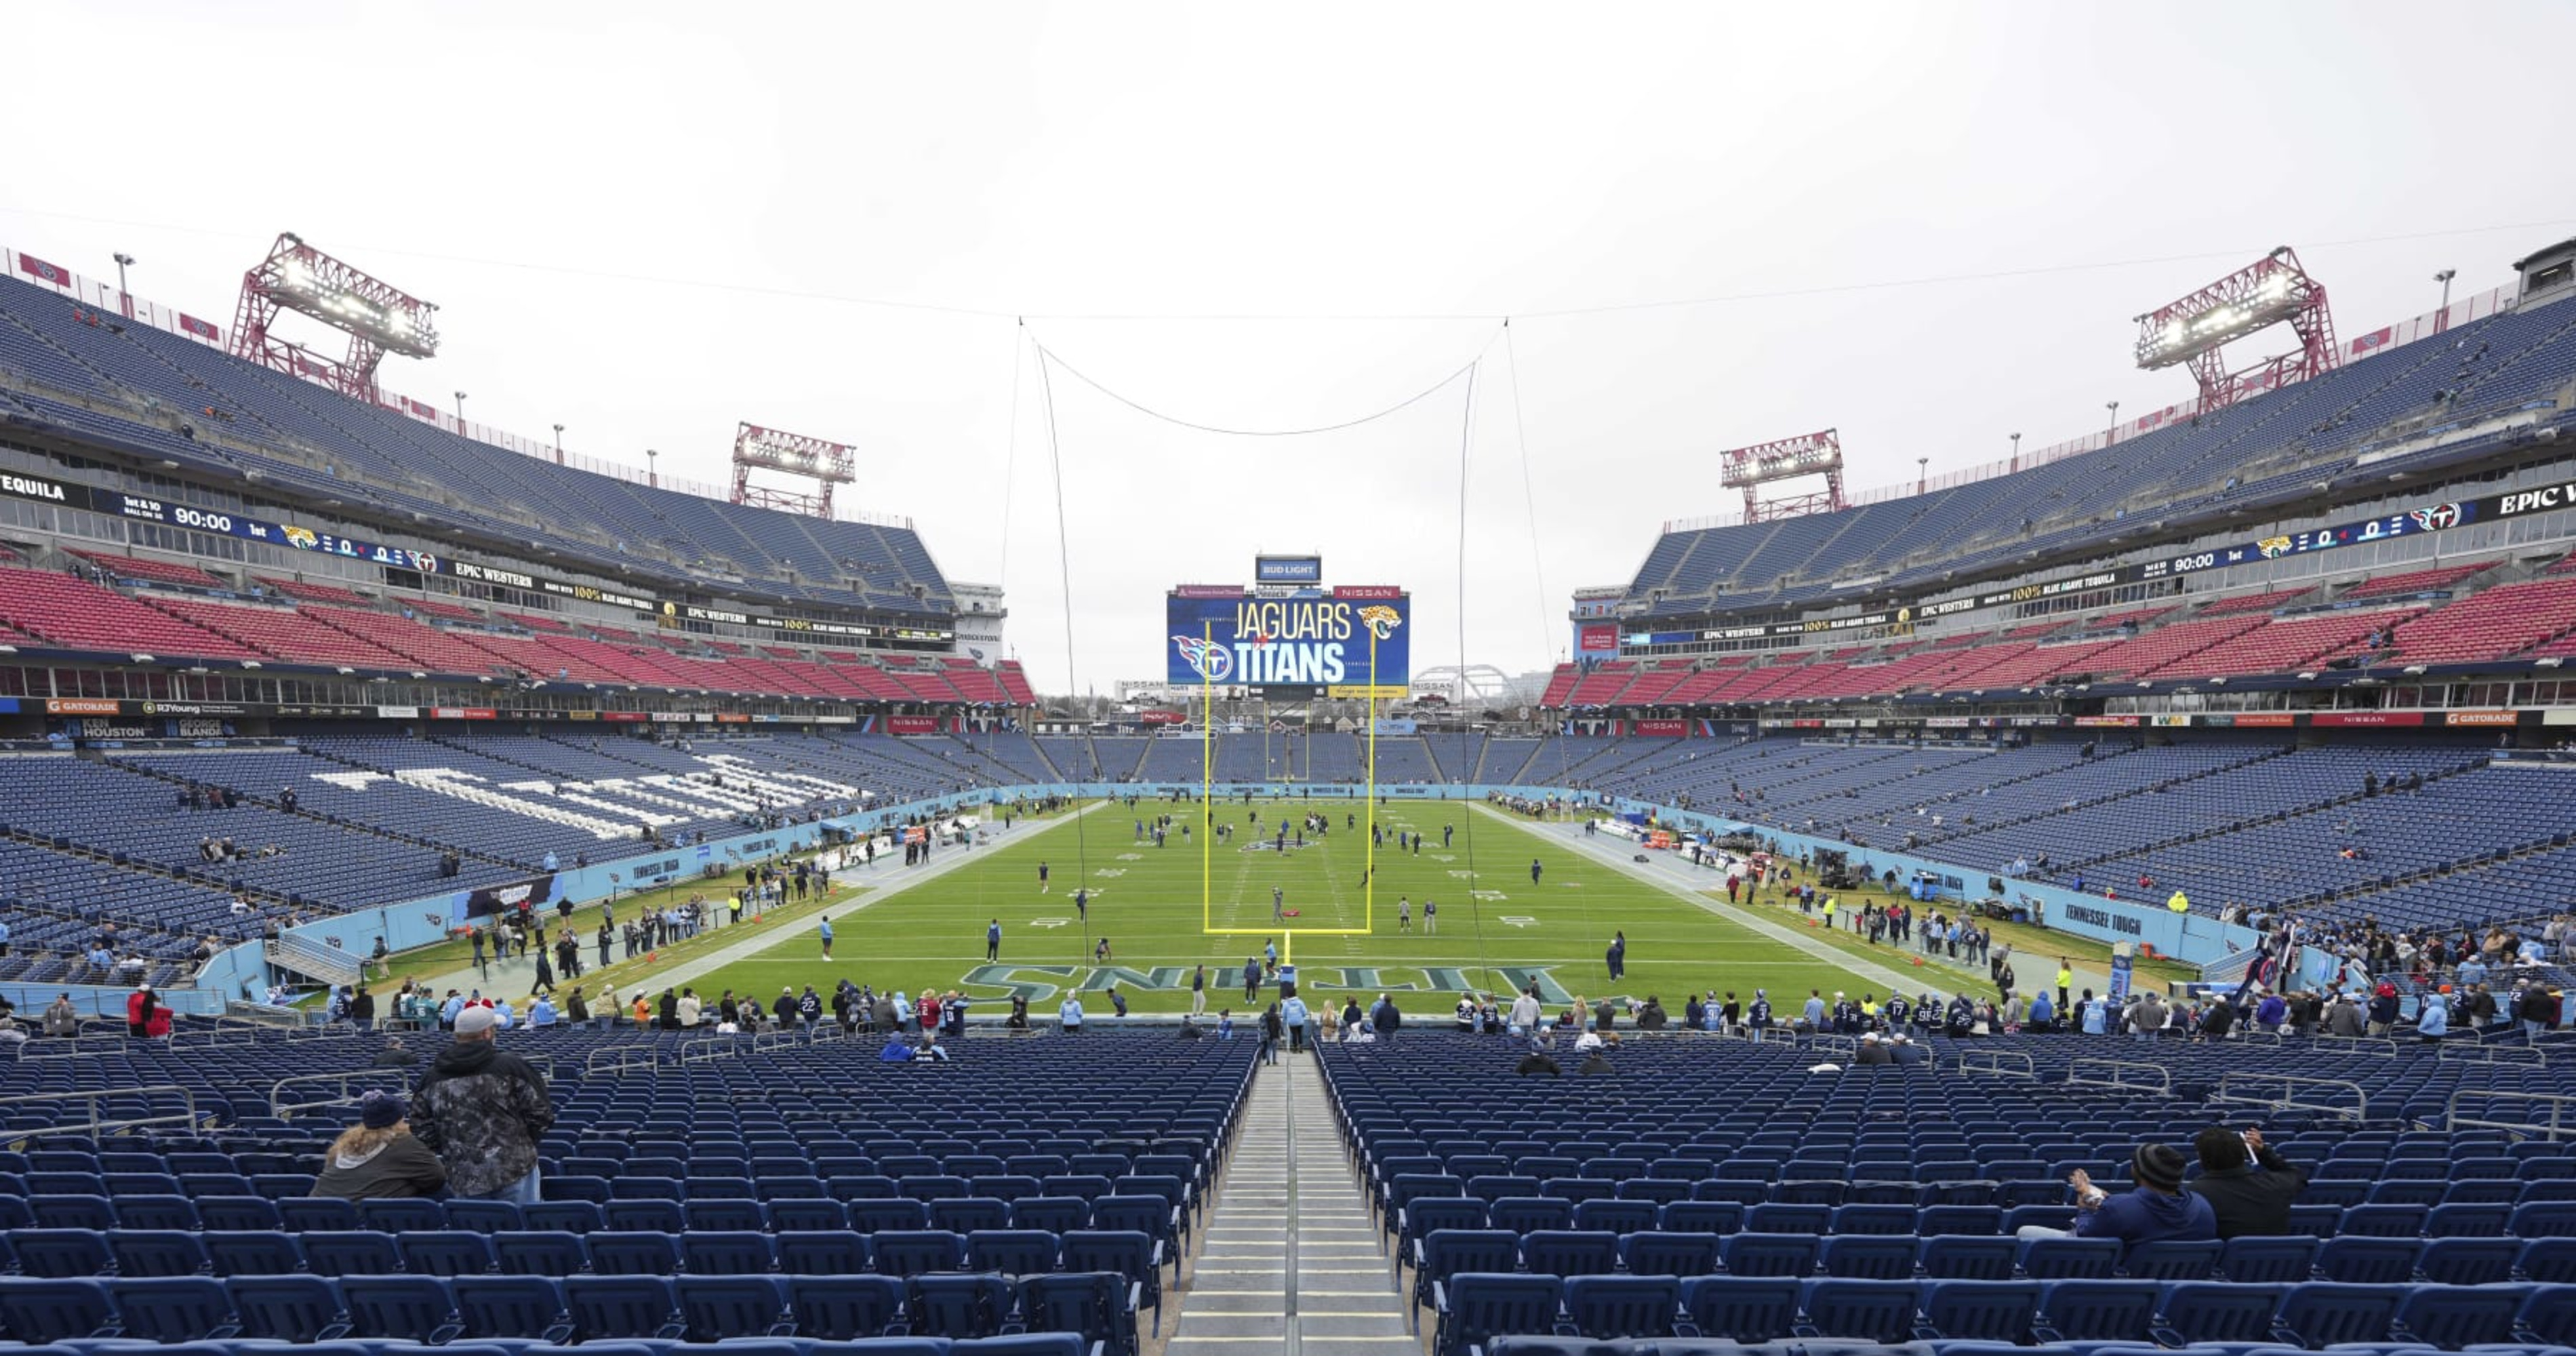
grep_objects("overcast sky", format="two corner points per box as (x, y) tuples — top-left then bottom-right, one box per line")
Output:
(5, 1), (2572, 694)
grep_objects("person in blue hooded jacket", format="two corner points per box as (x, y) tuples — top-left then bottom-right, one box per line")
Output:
(2415, 991), (2451, 1041)
(2017, 1142), (2215, 1247)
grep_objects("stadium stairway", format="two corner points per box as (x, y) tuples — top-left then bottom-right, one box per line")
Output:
(1167, 1054), (1413, 1356)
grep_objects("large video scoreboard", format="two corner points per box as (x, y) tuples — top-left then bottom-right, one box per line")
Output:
(1166, 561), (1408, 699)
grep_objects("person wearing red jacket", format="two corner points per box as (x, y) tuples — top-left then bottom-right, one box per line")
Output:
(126, 982), (156, 1038)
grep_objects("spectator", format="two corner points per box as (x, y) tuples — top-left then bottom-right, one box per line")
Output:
(2017, 1142), (2216, 1245)
(374, 1035), (419, 1068)
(310, 1092), (447, 1201)
(125, 982), (157, 1038)
(41, 993), (78, 1038)
(409, 1005), (555, 1204)
(2367, 982), (2402, 1036)
(2416, 991), (2451, 1041)
(1853, 1033), (1894, 1066)
(1516, 1048), (1563, 1075)
(2186, 1125), (2308, 1238)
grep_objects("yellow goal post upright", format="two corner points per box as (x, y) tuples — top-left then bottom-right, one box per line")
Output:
(1199, 621), (1377, 964)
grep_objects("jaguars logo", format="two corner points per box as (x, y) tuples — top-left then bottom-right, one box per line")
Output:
(2256, 535), (2293, 559)
(1357, 605), (1404, 641)
(283, 525), (320, 551)
(1172, 635), (1233, 682)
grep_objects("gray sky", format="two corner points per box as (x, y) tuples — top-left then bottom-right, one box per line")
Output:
(5, 1), (2572, 694)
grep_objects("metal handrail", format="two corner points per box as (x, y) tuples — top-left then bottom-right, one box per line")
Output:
(2213, 1071), (2369, 1122)
(2312, 1034), (2400, 1058)
(17, 1033), (141, 1060)
(2445, 1088), (2576, 1140)
(165, 1023), (260, 1050)
(1956, 1048), (2038, 1079)
(0, 1083), (201, 1139)
(679, 1036), (740, 1063)
(584, 1045), (660, 1077)
(2066, 1057), (2174, 1096)
(2438, 1041), (2547, 1066)
(1805, 1033), (1859, 1061)
(752, 1027), (802, 1053)
(270, 1069), (406, 1118)
(285, 1021), (362, 1041)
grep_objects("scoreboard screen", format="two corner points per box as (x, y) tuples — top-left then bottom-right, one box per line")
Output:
(1166, 586), (1409, 698)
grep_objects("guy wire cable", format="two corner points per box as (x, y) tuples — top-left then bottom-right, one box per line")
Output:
(1028, 330), (1499, 437)
(1449, 358), (1500, 1003)
(1031, 333), (1092, 967)
(1501, 321), (1561, 689)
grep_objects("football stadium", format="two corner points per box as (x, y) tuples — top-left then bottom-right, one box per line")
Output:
(2, 8), (2576, 1356)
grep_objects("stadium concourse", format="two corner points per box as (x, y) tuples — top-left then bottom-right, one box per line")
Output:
(8, 225), (2576, 1356)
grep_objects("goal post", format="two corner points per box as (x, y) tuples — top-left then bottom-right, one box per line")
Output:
(1199, 626), (1378, 961)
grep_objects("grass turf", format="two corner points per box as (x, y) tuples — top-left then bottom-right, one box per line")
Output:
(681, 797), (1897, 1016)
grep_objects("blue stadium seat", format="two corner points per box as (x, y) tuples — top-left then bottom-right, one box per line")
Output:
(1522, 1230), (1619, 1278)
(1016, 1271), (1140, 1356)
(567, 1275), (684, 1341)
(106, 1229), (209, 1278)
(7, 1229), (111, 1277)
(2216, 1235), (2318, 1284)
(494, 1231), (590, 1277)
(873, 1231), (969, 1279)
(1434, 1273), (1563, 1356)
(908, 1274), (1012, 1340)
(1565, 1274), (1683, 1339)
(2390, 1282), (2533, 1349)
(340, 1275), (461, 1342)
(1819, 1234), (1917, 1279)
(2119, 1238), (2222, 1281)
(1491, 1197), (1575, 1235)
(397, 1230), (498, 1277)
(1799, 1278), (1919, 1343)
(1716, 1232), (1817, 1277)
(1620, 1231), (1722, 1278)
(777, 1231), (874, 1276)
(677, 1275), (792, 1342)
(2031, 1279), (2160, 1343)
(2320, 1235), (2424, 1285)
(1918, 1235), (2017, 1281)
(786, 1274), (908, 1340)
(451, 1275), (572, 1342)
(592, 1231), (687, 1276)
(1062, 1231), (1162, 1336)
(965, 1229), (1060, 1277)
(2153, 1280), (2287, 1345)
(2273, 1279), (2404, 1347)
(2015, 1236), (2121, 1279)
(203, 1231), (304, 1277)
(1918, 1279), (2039, 1343)
(228, 1275), (352, 1342)
(0, 1278), (119, 1342)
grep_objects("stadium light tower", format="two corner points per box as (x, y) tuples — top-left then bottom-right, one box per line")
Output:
(2133, 245), (2338, 412)
(731, 422), (858, 520)
(112, 252), (134, 317)
(229, 233), (439, 401)
(1719, 427), (1846, 523)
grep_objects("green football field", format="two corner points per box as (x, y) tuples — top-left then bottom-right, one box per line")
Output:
(685, 797), (1894, 1016)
